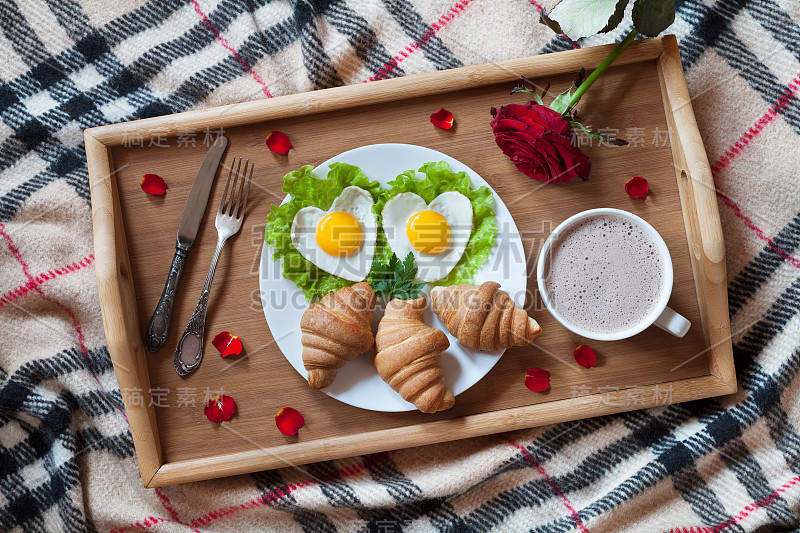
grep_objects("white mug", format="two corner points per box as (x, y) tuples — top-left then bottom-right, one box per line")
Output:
(536, 208), (690, 341)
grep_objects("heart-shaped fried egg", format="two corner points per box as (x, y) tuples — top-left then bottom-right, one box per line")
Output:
(382, 191), (473, 282)
(291, 186), (377, 281)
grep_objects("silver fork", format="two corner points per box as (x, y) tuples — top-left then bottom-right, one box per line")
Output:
(174, 157), (253, 376)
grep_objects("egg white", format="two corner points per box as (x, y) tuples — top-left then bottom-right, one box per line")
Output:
(382, 191), (473, 282)
(291, 186), (377, 282)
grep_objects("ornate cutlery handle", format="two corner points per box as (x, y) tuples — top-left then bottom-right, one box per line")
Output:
(146, 245), (189, 352)
(174, 239), (225, 376)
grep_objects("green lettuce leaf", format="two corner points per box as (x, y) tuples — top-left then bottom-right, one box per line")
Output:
(264, 163), (382, 300)
(375, 161), (497, 286)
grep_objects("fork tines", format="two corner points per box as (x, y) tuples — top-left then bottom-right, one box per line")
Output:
(219, 157), (253, 219)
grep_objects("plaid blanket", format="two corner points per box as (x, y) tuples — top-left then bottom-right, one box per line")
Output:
(2, 0), (800, 531)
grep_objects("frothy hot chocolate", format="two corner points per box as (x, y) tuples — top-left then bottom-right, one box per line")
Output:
(543, 214), (664, 334)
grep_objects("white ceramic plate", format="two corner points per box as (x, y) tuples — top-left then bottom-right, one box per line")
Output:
(259, 144), (527, 411)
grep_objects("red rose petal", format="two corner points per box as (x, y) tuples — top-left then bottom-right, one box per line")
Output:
(430, 108), (454, 130)
(204, 395), (236, 422)
(625, 176), (649, 199)
(266, 130), (292, 154)
(211, 331), (230, 353)
(574, 345), (596, 369)
(212, 331), (243, 358)
(140, 173), (167, 195)
(525, 368), (550, 392)
(275, 407), (305, 436)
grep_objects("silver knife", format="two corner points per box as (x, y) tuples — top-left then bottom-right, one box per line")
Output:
(145, 135), (228, 352)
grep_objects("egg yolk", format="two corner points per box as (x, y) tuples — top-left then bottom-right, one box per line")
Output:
(316, 212), (363, 256)
(406, 210), (451, 255)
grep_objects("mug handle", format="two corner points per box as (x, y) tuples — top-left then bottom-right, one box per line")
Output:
(654, 306), (691, 337)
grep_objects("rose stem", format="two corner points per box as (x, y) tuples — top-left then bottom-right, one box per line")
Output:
(565, 29), (639, 114)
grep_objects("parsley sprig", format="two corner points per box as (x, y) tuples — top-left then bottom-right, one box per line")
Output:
(370, 252), (424, 300)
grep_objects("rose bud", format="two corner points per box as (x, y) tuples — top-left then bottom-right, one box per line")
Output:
(490, 103), (591, 184)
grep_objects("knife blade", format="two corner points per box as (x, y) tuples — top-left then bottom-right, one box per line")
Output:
(145, 135), (228, 352)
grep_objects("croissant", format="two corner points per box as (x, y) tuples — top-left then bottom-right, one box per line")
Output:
(375, 297), (455, 413)
(430, 281), (542, 351)
(300, 282), (376, 389)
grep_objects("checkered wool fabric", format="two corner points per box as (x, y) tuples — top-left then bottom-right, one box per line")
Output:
(2, 0), (800, 531)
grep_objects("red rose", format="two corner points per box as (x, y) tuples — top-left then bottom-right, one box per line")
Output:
(490, 102), (591, 184)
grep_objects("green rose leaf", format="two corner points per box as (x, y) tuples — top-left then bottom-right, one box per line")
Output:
(540, 11), (564, 34)
(569, 120), (629, 145)
(550, 86), (573, 115)
(632, 0), (675, 37)
(544, 0), (626, 40)
(600, 0), (630, 33)
(511, 86), (545, 105)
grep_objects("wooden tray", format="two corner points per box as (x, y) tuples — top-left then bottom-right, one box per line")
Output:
(86, 35), (735, 488)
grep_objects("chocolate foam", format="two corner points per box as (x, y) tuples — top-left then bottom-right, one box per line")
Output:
(543, 214), (664, 334)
